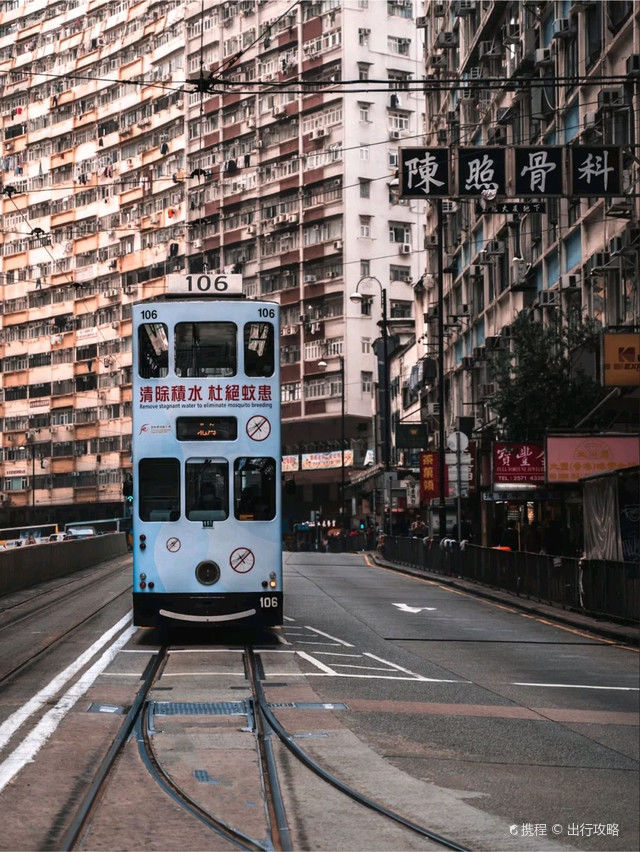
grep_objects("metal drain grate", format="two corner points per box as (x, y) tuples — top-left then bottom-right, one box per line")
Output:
(153, 701), (249, 716)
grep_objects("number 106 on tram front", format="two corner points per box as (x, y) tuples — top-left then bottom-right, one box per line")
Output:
(131, 296), (282, 627)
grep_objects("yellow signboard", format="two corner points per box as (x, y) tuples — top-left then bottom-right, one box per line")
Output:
(603, 333), (640, 386)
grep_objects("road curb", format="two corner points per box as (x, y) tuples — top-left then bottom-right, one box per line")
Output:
(366, 552), (639, 647)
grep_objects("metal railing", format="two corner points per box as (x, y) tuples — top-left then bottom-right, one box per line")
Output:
(382, 537), (639, 623)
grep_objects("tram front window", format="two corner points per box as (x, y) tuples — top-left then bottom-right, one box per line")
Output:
(138, 323), (168, 378)
(186, 459), (229, 521)
(234, 457), (276, 521)
(139, 458), (180, 521)
(175, 322), (236, 377)
(244, 322), (274, 377)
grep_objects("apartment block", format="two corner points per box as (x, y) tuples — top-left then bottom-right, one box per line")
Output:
(0, 0), (427, 525)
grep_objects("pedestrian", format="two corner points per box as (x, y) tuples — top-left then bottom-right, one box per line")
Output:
(500, 520), (519, 551)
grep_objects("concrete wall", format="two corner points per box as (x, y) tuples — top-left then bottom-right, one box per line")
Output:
(0, 534), (129, 597)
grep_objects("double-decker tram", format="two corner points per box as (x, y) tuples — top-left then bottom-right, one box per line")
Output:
(131, 275), (282, 627)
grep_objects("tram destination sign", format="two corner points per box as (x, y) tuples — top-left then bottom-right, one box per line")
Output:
(166, 273), (243, 297)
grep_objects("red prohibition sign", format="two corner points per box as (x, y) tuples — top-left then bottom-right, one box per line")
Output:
(230, 547), (255, 573)
(246, 415), (271, 441)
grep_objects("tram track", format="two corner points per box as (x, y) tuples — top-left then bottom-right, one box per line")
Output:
(0, 586), (132, 687)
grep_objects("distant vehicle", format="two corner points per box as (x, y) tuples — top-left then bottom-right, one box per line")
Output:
(48, 533), (71, 543)
(66, 527), (95, 539)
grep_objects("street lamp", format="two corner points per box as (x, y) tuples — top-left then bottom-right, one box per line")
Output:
(349, 276), (391, 535)
(318, 355), (345, 530)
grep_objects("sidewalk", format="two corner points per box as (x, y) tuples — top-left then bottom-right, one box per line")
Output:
(368, 551), (639, 647)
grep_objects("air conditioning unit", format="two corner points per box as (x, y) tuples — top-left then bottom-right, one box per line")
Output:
(485, 239), (505, 255)
(590, 251), (610, 272)
(281, 325), (294, 336)
(609, 235), (626, 256)
(275, 214), (288, 225)
(311, 127), (326, 139)
(436, 31), (457, 49)
(310, 322), (321, 334)
(246, 225), (256, 235)
(446, 109), (459, 125)
(560, 273), (581, 289)
(478, 42), (502, 62)
(430, 53), (448, 69)
(415, 15), (427, 27)
(534, 48), (555, 67)
(480, 383), (495, 398)
(389, 129), (401, 140)
(461, 356), (475, 370)
(287, 213), (298, 223)
(304, 274), (317, 284)
(426, 403), (440, 416)
(105, 290), (118, 299)
(539, 289), (560, 307)
(552, 18), (574, 39)
(469, 264), (484, 279)
(399, 243), (411, 255)
(424, 234), (438, 249)
(456, 1), (476, 15)
(441, 200), (458, 213)
(333, 240), (343, 250)
(626, 54), (640, 78)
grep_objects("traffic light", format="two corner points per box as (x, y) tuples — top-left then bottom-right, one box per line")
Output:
(359, 521), (365, 531)
(123, 474), (133, 503)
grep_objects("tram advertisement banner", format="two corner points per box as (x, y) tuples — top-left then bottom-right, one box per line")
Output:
(493, 442), (545, 485)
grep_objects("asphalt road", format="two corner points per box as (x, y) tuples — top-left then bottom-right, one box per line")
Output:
(281, 551), (639, 851)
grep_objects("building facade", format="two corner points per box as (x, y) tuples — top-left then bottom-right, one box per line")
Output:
(0, 0), (427, 528)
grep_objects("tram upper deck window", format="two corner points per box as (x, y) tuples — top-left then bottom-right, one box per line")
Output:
(138, 323), (169, 378)
(186, 458), (229, 521)
(139, 458), (180, 521)
(234, 457), (276, 521)
(244, 322), (274, 377)
(175, 322), (236, 377)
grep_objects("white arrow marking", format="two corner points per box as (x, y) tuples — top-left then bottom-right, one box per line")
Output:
(392, 603), (437, 613)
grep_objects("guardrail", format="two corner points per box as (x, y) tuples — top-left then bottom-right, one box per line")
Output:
(383, 537), (639, 623)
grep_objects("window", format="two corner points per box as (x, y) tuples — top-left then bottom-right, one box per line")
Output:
(388, 149), (398, 168)
(361, 371), (373, 393)
(357, 62), (370, 81)
(359, 145), (370, 161)
(138, 323), (168, 378)
(389, 222), (410, 243)
(388, 36), (410, 55)
(389, 265), (411, 283)
(361, 297), (372, 316)
(360, 259), (370, 277)
(358, 28), (370, 46)
(390, 300), (411, 318)
(359, 216), (372, 238)
(361, 337), (371, 354)
(585, 4), (602, 68)
(234, 457), (276, 521)
(244, 322), (274, 376)
(358, 102), (371, 122)
(175, 322), (236, 377)
(359, 179), (371, 198)
(186, 458), (229, 521)
(139, 458), (180, 521)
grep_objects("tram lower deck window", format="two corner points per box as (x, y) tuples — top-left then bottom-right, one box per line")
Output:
(234, 457), (276, 521)
(139, 458), (180, 521)
(186, 458), (229, 521)
(175, 322), (236, 377)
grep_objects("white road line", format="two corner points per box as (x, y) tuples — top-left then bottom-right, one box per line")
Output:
(169, 648), (244, 654)
(283, 615), (296, 622)
(363, 652), (462, 683)
(304, 626), (354, 647)
(118, 649), (156, 653)
(314, 652), (363, 658)
(295, 641), (342, 646)
(0, 625), (136, 793)
(512, 682), (640, 691)
(296, 651), (338, 675)
(330, 664), (395, 671)
(274, 631), (291, 646)
(0, 612), (132, 753)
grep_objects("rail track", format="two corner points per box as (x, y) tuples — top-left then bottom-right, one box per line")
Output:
(57, 640), (469, 851)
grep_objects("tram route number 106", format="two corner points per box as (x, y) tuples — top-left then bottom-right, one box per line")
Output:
(186, 274), (233, 293)
(260, 596), (279, 608)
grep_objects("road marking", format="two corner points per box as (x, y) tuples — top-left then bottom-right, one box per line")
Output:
(283, 615), (296, 622)
(392, 603), (437, 613)
(295, 641), (342, 646)
(304, 626), (354, 646)
(0, 613), (132, 753)
(296, 650), (338, 675)
(314, 652), (363, 657)
(364, 652), (463, 683)
(0, 625), (135, 792)
(331, 664), (397, 671)
(512, 681), (639, 691)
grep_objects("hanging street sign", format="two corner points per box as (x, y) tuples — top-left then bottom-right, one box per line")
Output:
(513, 146), (564, 196)
(569, 146), (623, 196)
(400, 148), (450, 198)
(457, 147), (506, 197)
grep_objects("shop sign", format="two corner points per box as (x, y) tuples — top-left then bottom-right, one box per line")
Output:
(546, 436), (639, 483)
(493, 442), (545, 484)
(400, 148), (449, 198)
(603, 332), (640, 387)
(457, 147), (506, 197)
(282, 455), (299, 472)
(301, 450), (354, 470)
(419, 452), (447, 503)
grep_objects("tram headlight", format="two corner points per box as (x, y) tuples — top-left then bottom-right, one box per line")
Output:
(195, 560), (220, 586)
(269, 580), (277, 588)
